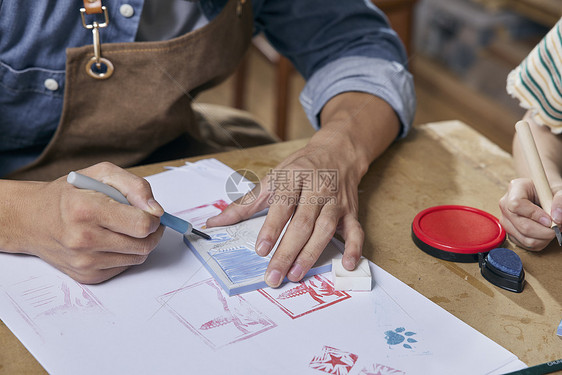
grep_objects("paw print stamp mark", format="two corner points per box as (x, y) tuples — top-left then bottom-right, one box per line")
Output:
(384, 327), (417, 349)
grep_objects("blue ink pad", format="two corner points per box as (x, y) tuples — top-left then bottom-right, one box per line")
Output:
(478, 248), (525, 293)
(412, 205), (506, 262)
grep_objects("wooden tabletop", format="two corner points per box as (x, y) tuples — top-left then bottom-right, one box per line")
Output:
(2, 120), (561, 373)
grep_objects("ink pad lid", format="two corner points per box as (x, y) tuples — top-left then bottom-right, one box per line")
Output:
(412, 205), (506, 263)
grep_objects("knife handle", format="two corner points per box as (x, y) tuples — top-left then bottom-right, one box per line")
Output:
(515, 120), (554, 217)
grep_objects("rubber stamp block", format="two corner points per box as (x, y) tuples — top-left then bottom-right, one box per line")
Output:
(332, 257), (372, 291)
(184, 215), (339, 296)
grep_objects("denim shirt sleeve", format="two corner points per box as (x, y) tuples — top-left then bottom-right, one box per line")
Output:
(300, 57), (415, 138)
(252, 0), (415, 137)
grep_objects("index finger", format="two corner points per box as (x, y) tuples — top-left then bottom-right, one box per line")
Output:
(206, 183), (270, 227)
(505, 179), (551, 225)
(80, 162), (163, 216)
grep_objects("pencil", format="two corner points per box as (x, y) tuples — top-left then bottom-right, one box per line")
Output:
(515, 120), (562, 246)
(67, 171), (211, 240)
(502, 358), (562, 375)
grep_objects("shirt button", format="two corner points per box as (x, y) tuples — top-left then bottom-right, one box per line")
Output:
(119, 4), (135, 18)
(44, 78), (59, 91)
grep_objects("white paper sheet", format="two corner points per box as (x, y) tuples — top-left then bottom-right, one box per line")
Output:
(0, 160), (526, 374)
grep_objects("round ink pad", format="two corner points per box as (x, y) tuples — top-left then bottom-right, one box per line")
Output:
(412, 205), (506, 262)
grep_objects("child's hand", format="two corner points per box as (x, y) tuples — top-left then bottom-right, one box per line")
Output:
(499, 178), (558, 250)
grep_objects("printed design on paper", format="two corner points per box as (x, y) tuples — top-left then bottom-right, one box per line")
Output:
(384, 327), (417, 349)
(259, 274), (351, 319)
(157, 278), (276, 349)
(309, 345), (358, 375)
(3, 275), (106, 337)
(360, 363), (406, 375)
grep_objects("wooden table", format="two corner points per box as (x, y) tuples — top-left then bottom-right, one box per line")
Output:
(2, 120), (561, 373)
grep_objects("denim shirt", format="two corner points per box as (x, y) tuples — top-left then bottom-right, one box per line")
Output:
(0, 0), (415, 177)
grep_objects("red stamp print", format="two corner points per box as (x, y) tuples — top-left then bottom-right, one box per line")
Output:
(3, 275), (107, 338)
(258, 274), (350, 319)
(360, 364), (406, 375)
(173, 199), (229, 229)
(157, 278), (276, 349)
(309, 345), (358, 375)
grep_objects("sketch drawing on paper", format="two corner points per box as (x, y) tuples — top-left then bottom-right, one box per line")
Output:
(3, 275), (106, 336)
(309, 345), (358, 375)
(157, 278), (276, 349)
(360, 364), (406, 375)
(209, 232), (233, 243)
(184, 215), (339, 296)
(385, 327), (418, 349)
(259, 274), (351, 319)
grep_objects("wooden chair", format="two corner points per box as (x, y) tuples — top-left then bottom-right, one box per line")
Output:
(232, 0), (418, 140)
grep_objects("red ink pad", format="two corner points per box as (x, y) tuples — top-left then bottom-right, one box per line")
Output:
(412, 205), (506, 262)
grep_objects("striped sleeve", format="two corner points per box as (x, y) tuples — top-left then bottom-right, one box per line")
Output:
(507, 17), (562, 133)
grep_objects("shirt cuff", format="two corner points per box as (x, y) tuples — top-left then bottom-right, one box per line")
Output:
(299, 56), (416, 139)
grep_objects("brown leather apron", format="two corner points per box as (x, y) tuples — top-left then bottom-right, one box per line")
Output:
(8, 0), (276, 181)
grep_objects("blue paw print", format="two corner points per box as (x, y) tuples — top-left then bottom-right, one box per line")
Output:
(384, 327), (417, 349)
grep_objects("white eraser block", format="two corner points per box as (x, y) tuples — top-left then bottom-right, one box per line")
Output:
(332, 257), (372, 291)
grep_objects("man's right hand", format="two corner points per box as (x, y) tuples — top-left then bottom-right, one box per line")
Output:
(0, 162), (165, 284)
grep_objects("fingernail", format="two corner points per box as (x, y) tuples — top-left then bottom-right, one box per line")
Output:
(539, 216), (552, 227)
(553, 208), (562, 223)
(289, 263), (304, 280)
(343, 256), (357, 270)
(256, 240), (272, 256)
(147, 198), (163, 215)
(265, 269), (282, 287)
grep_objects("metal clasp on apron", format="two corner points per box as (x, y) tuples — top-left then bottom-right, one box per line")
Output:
(236, 0), (246, 17)
(80, 2), (114, 79)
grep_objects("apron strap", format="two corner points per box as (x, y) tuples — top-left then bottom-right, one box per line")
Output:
(82, 0), (103, 15)
(80, 0), (113, 79)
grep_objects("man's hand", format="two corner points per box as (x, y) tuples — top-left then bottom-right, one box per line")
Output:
(208, 140), (364, 287)
(207, 92), (400, 287)
(0, 162), (165, 284)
